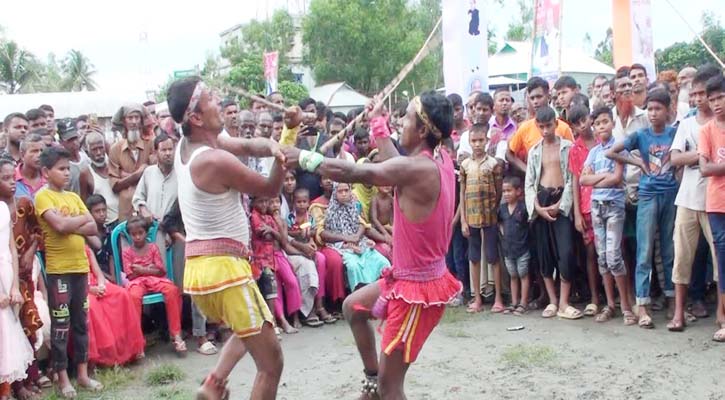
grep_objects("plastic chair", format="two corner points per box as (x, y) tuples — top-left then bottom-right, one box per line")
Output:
(111, 220), (174, 305)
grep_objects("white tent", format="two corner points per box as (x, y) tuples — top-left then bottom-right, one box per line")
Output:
(489, 41), (616, 85)
(309, 82), (369, 114)
(0, 90), (153, 120)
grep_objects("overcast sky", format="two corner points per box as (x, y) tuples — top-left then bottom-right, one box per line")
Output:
(0, 0), (722, 95)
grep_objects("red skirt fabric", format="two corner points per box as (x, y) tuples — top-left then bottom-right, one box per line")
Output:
(381, 299), (445, 364)
(88, 281), (146, 366)
(380, 269), (462, 306)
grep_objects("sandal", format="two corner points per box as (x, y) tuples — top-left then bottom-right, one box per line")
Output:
(36, 377), (52, 389)
(78, 378), (103, 392)
(56, 384), (77, 399)
(667, 319), (685, 332)
(584, 303), (599, 317)
(595, 306), (615, 323)
(513, 304), (529, 316)
(557, 305), (584, 320)
(197, 341), (218, 355)
(503, 304), (517, 315)
(303, 315), (324, 328)
(714, 328), (725, 343)
(317, 308), (338, 324)
(490, 304), (506, 314)
(541, 304), (558, 318)
(173, 336), (188, 353)
(684, 312), (698, 324)
(638, 314), (655, 329)
(622, 311), (637, 326)
(466, 303), (484, 313)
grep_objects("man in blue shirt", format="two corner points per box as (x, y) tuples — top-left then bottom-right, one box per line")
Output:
(606, 89), (678, 329)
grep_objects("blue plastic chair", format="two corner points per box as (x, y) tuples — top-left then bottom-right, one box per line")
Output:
(110, 220), (174, 305)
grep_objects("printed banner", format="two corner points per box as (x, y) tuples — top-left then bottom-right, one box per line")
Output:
(263, 51), (279, 94)
(442, 0), (488, 98)
(612, 0), (655, 78)
(629, 0), (655, 79)
(531, 0), (563, 82)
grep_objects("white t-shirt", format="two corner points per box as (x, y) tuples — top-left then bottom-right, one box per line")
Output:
(671, 116), (707, 211)
(456, 125), (507, 162)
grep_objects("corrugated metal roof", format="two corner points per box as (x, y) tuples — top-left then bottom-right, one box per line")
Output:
(0, 90), (152, 119)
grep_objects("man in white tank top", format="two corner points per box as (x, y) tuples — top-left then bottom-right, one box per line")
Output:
(167, 77), (290, 400)
(79, 131), (119, 224)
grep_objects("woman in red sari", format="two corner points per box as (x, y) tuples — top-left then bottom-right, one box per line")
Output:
(86, 248), (145, 366)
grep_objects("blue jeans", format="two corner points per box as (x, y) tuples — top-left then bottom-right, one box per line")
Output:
(707, 213), (725, 293)
(635, 191), (676, 305)
(688, 233), (711, 302)
(446, 222), (470, 296)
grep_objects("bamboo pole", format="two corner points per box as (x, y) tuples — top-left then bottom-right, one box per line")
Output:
(317, 16), (443, 154)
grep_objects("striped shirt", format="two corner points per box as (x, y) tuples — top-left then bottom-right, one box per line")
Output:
(583, 136), (625, 209)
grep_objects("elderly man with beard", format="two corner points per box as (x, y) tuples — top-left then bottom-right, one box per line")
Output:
(108, 104), (153, 221)
(80, 131), (120, 224)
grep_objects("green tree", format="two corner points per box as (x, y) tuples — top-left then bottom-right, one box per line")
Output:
(0, 40), (38, 94)
(303, 0), (431, 94)
(504, 0), (534, 41)
(215, 10), (300, 99)
(278, 80), (308, 105)
(61, 49), (97, 91)
(30, 53), (64, 92)
(655, 11), (725, 71)
(594, 28), (613, 66)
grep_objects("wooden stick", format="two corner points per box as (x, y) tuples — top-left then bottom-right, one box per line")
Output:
(318, 17), (443, 154)
(230, 88), (286, 112)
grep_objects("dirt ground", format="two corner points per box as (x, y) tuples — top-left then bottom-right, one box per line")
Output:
(46, 304), (724, 400)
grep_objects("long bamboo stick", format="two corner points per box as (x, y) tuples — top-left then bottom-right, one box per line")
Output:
(318, 16), (443, 154)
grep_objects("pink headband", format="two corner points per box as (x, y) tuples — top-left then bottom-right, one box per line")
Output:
(182, 82), (207, 124)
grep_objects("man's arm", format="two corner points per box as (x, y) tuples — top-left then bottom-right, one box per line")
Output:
(41, 210), (91, 235)
(131, 170), (149, 213)
(506, 149), (527, 174)
(700, 155), (725, 177)
(79, 167), (94, 201)
(110, 160), (146, 193)
(671, 149), (699, 167)
(197, 150), (285, 199)
(596, 160), (624, 187)
(217, 136), (283, 159)
(307, 154), (435, 188)
(605, 141), (646, 172)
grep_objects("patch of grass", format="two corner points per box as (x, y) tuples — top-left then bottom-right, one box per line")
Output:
(441, 307), (469, 324)
(156, 386), (190, 399)
(146, 363), (186, 386)
(499, 344), (556, 368)
(96, 365), (136, 391)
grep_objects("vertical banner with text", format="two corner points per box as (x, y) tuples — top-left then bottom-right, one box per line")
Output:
(442, 0), (488, 98)
(263, 51), (279, 95)
(612, 0), (655, 78)
(531, 0), (563, 82)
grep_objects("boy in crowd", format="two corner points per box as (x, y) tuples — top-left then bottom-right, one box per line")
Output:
(353, 128), (371, 161)
(85, 194), (116, 280)
(699, 74), (725, 342)
(508, 77), (574, 176)
(669, 65), (722, 332)
(581, 106), (635, 325)
(554, 75), (580, 124)
(524, 107), (579, 319)
(35, 146), (104, 397)
(567, 104), (601, 317)
(607, 89), (678, 329)
(458, 92), (494, 161)
(499, 176), (530, 315)
(460, 123), (504, 313)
